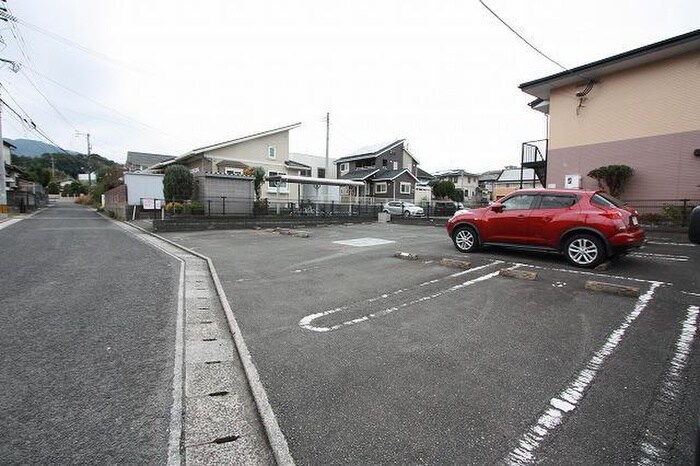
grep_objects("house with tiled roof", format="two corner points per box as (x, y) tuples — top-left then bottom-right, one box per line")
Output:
(148, 123), (309, 203)
(125, 151), (176, 172)
(334, 140), (420, 201)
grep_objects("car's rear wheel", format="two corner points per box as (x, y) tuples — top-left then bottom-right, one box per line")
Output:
(452, 225), (479, 253)
(564, 234), (605, 268)
(403, 210), (410, 217)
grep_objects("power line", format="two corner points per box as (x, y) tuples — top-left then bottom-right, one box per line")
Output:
(16, 68), (76, 130)
(477, 0), (568, 71)
(1, 96), (73, 156)
(0, 8), (142, 73)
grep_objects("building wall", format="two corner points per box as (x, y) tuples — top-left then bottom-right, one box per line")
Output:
(290, 153), (336, 178)
(104, 184), (128, 219)
(193, 173), (254, 215)
(124, 172), (164, 205)
(547, 129), (700, 199)
(546, 50), (700, 200)
(549, 50), (700, 150)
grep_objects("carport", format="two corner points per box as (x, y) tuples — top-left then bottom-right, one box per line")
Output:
(266, 174), (365, 204)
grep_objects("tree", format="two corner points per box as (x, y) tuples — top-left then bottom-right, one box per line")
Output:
(47, 181), (60, 195)
(243, 166), (266, 200)
(432, 180), (457, 200)
(163, 164), (194, 200)
(587, 165), (634, 197)
(27, 166), (52, 187)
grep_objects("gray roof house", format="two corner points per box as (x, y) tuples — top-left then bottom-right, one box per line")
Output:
(125, 151), (176, 171)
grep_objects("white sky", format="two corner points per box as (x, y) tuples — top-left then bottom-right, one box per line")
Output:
(1, 1), (698, 173)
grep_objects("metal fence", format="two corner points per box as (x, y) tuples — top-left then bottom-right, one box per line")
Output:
(622, 199), (699, 227)
(7, 191), (47, 213)
(131, 197), (384, 220)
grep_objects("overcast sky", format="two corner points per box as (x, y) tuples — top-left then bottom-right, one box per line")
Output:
(1, 1), (698, 173)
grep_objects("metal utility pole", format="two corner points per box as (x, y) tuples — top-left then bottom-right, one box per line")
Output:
(75, 131), (92, 188)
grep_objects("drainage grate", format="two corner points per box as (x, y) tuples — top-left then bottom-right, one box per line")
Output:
(208, 391), (230, 397)
(202, 338), (217, 342)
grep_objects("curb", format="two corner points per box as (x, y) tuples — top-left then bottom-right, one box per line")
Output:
(499, 268), (538, 281)
(119, 218), (294, 465)
(584, 280), (640, 297)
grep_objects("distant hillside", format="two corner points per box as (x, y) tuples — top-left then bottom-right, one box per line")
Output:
(6, 138), (79, 157)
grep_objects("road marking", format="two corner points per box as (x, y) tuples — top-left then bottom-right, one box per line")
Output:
(646, 241), (696, 247)
(333, 237), (396, 247)
(512, 262), (669, 286)
(0, 218), (22, 230)
(299, 262), (508, 333)
(681, 291), (700, 297)
(637, 305), (699, 465)
(630, 252), (689, 262)
(505, 283), (661, 465)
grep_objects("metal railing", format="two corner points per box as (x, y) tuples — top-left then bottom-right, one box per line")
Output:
(622, 199), (698, 227)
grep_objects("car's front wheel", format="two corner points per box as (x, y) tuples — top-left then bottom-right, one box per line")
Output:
(564, 234), (605, 268)
(452, 225), (479, 253)
(403, 210), (411, 217)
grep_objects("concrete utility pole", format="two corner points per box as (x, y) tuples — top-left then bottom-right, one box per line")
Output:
(325, 112), (330, 178)
(0, 85), (6, 219)
(75, 131), (92, 188)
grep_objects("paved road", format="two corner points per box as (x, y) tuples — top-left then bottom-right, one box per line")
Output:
(0, 203), (180, 463)
(165, 223), (699, 464)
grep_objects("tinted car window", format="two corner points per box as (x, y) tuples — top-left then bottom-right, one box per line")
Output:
(501, 194), (536, 211)
(592, 192), (625, 208)
(538, 195), (578, 209)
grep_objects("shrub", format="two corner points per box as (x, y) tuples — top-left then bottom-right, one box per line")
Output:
(189, 200), (204, 213)
(163, 165), (194, 200)
(165, 201), (184, 213)
(587, 165), (633, 197)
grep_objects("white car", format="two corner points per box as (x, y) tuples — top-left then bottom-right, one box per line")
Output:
(383, 201), (425, 217)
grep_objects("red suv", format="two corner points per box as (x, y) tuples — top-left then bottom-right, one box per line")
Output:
(446, 189), (645, 268)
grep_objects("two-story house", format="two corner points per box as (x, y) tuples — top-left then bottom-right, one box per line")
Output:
(149, 123), (311, 204)
(519, 29), (700, 200)
(334, 140), (420, 201)
(433, 169), (480, 202)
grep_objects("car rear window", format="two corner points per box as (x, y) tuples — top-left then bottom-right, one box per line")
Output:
(591, 193), (624, 208)
(538, 195), (578, 209)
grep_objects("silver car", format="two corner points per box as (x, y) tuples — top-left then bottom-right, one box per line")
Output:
(382, 201), (425, 217)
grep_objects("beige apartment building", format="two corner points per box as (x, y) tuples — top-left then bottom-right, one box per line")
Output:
(520, 29), (700, 200)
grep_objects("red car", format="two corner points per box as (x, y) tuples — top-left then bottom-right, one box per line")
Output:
(446, 189), (645, 268)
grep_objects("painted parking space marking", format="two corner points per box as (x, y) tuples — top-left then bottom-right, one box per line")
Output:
(512, 262), (671, 286)
(333, 237), (396, 247)
(646, 241), (696, 247)
(636, 304), (699, 464)
(298, 261), (505, 333)
(504, 283), (661, 465)
(629, 252), (689, 262)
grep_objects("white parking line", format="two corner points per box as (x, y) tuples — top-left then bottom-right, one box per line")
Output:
(299, 261), (505, 333)
(637, 304), (699, 465)
(512, 263), (669, 286)
(629, 252), (689, 262)
(505, 283), (661, 465)
(646, 241), (696, 247)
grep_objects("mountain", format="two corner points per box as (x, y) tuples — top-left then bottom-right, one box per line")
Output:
(6, 138), (79, 157)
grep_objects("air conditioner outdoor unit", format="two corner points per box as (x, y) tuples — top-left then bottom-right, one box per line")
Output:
(564, 174), (582, 189)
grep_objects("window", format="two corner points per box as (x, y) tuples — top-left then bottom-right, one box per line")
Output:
(591, 192), (624, 207)
(268, 145), (277, 159)
(538, 195), (578, 209)
(375, 182), (388, 194)
(268, 171), (287, 192)
(501, 194), (536, 211)
(356, 159), (374, 168)
(392, 161), (398, 170)
(317, 168), (326, 179)
(382, 159), (388, 167)
(340, 163), (349, 173)
(400, 182), (411, 195)
(224, 168), (243, 176)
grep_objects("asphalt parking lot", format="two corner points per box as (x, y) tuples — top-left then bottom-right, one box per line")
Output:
(163, 222), (699, 464)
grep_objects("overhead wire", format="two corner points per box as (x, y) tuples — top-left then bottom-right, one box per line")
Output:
(477, 0), (568, 71)
(0, 96), (73, 156)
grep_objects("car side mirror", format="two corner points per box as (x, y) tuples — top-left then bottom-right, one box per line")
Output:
(490, 202), (504, 212)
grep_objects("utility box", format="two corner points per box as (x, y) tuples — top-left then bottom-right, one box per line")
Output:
(564, 174), (582, 189)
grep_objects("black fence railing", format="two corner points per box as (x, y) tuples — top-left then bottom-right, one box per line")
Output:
(622, 199), (699, 227)
(131, 197), (384, 220)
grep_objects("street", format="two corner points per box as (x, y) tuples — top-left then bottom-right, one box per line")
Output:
(0, 203), (180, 463)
